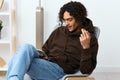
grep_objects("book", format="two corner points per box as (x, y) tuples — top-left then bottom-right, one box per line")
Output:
(0, 0), (4, 10)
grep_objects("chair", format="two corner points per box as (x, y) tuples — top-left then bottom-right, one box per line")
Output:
(24, 26), (100, 80)
(61, 26), (100, 80)
(94, 26), (100, 39)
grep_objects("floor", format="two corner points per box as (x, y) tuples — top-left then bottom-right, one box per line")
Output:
(0, 71), (120, 80)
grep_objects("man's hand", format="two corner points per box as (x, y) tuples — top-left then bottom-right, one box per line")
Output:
(38, 50), (48, 60)
(38, 52), (48, 60)
(79, 28), (91, 49)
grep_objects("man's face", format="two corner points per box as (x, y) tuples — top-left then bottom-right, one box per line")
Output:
(63, 11), (78, 32)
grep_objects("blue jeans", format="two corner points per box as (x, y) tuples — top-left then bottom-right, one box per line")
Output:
(6, 44), (65, 80)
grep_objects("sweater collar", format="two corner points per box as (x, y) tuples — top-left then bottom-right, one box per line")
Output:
(65, 27), (81, 36)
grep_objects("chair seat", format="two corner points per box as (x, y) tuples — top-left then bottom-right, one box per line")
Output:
(24, 71), (89, 80)
(24, 74), (95, 80)
(64, 76), (95, 80)
(60, 71), (89, 80)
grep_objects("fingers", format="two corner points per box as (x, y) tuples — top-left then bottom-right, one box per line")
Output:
(38, 53), (49, 60)
(79, 28), (91, 49)
(39, 53), (44, 57)
(80, 28), (90, 39)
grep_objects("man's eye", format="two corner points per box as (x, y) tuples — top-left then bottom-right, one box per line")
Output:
(68, 18), (73, 21)
(63, 18), (73, 22)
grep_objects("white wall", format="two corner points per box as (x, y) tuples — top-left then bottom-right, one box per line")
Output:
(16, 0), (37, 46)
(17, 0), (120, 72)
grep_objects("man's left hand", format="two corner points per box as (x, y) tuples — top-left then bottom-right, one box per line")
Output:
(79, 28), (91, 49)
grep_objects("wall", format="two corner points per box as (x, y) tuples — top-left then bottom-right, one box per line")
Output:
(16, 0), (36, 46)
(17, 0), (120, 72)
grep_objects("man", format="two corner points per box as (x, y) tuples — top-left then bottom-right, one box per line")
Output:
(6, 1), (98, 80)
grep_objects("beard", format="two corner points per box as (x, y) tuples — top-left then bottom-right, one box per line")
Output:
(71, 22), (83, 33)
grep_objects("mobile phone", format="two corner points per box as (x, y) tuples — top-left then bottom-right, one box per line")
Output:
(37, 49), (48, 57)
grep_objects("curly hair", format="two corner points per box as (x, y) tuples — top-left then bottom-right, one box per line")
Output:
(59, 1), (87, 25)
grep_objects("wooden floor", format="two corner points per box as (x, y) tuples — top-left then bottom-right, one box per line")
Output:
(0, 72), (120, 80)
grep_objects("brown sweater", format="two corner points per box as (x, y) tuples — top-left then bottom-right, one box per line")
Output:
(42, 18), (98, 74)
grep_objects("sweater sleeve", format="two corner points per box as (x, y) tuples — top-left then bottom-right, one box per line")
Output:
(42, 28), (58, 54)
(79, 35), (98, 74)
